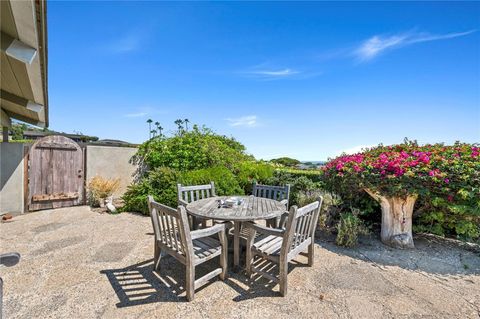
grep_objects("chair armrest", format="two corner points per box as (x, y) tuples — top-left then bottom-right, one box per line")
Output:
(280, 199), (288, 207)
(0, 252), (20, 267)
(244, 222), (285, 237)
(190, 223), (227, 240)
(178, 199), (189, 207)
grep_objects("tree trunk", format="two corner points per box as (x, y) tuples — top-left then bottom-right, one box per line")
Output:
(364, 189), (417, 249)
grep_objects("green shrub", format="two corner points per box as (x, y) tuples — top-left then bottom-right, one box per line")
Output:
(236, 161), (275, 194)
(180, 166), (244, 196)
(136, 125), (252, 172)
(122, 167), (179, 214)
(266, 169), (324, 206)
(336, 210), (369, 247)
(270, 157), (300, 167)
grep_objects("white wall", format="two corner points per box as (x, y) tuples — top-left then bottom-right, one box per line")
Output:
(0, 143), (24, 214)
(86, 145), (138, 197)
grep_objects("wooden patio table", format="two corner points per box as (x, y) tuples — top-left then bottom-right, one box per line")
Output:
(186, 195), (286, 269)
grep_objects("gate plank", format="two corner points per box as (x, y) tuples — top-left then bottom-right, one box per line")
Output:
(28, 136), (85, 211)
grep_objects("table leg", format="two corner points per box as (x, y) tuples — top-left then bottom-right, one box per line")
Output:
(233, 221), (240, 269)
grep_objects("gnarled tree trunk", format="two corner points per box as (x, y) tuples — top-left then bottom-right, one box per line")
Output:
(364, 189), (417, 249)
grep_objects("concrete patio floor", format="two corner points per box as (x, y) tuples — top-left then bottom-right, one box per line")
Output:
(0, 206), (479, 319)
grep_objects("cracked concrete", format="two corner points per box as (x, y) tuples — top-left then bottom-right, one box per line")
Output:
(0, 206), (479, 318)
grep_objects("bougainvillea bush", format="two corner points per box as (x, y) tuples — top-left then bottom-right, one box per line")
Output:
(322, 141), (480, 241)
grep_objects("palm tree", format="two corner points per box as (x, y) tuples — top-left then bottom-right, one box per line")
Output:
(184, 118), (190, 131)
(147, 119), (153, 139)
(158, 126), (163, 137)
(174, 119), (184, 131)
(151, 129), (157, 138)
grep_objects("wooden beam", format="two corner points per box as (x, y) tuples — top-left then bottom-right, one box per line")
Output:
(0, 89), (45, 127)
(0, 107), (12, 127)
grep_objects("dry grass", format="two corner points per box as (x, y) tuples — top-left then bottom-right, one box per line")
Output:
(87, 176), (120, 203)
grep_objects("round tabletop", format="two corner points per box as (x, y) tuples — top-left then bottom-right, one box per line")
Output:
(186, 196), (286, 222)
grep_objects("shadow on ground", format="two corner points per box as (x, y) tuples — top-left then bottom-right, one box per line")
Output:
(101, 251), (308, 306)
(316, 231), (480, 276)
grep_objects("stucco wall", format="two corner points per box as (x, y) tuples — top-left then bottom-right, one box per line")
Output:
(0, 143), (24, 214)
(86, 145), (138, 197)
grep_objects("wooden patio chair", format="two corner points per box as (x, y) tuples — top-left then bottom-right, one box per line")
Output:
(252, 182), (290, 227)
(177, 182), (216, 229)
(147, 196), (228, 301)
(245, 198), (323, 296)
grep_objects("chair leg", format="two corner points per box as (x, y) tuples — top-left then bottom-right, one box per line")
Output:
(245, 248), (253, 277)
(308, 242), (314, 267)
(279, 262), (288, 296)
(219, 231), (228, 280)
(186, 264), (195, 301)
(153, 241), (161, 271)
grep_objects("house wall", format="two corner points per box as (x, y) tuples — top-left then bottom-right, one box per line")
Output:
(0, 143), (138, 215)
(85, 145), (138, 197)
(0, 143), (25, 214)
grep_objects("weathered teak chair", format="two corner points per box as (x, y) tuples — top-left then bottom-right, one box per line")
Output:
(147, 196), (228, 301)
(252, 182), (290, 227)
(177, 182), (216, 229)
(245, 198), (323, 296)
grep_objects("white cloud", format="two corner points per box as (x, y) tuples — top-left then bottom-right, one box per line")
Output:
(339, 144), (376, 155)
(226, 115), (258, 127)
(355, 29), (476, 61)
(124, 112), (148, 118)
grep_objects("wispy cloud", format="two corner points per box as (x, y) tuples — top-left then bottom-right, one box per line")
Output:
(248, 68), (299, 77)
(240, 62), (303, 80)
(226, 115), (258, 127)
(355, 29), (476, 62)
(104, 25), (154, 54)
(124, 112), (148, 118)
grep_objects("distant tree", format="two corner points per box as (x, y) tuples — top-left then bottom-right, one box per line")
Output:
(157, 126), (163, 137)
(147, 119), (153, 139)
(151, 129), (157, 138)
(184, 118), (190, 131)
(10, 123), (28, 140)
(270, 157), (301, 167)
(174, 119), (184, 132)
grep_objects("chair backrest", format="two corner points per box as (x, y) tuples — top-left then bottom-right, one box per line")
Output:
(148, 196), (192, 257)
(282, 197), (323, 254)
(177, 182), (216, 204)
(252, 182), (290, 203)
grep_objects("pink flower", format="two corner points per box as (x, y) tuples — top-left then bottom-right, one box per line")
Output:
(444, 178), (449, 184)
(429, 170), (435, 177)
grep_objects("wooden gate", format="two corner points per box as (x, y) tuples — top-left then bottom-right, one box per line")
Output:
(27, 135), (85, 211)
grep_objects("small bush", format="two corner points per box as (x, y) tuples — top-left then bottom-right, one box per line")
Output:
(87, 176), (120, 206)
(335, 209), (369, 247)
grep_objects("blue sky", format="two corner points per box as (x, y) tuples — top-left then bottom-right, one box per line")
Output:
(48, 1), (480, 160)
